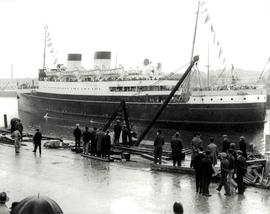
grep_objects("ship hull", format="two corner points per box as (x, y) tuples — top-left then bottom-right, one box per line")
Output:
(17, 92), (266, 128)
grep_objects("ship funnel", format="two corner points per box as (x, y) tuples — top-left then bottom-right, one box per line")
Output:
(94, 51), (111, 70)
(67, 53), (82, 70)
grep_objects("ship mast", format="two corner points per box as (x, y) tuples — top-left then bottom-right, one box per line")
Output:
(43, 26), (48, 69)
(186, 0), (200, 93)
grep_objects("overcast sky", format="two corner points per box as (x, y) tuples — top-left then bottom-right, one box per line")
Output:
(0, 0), (270, 78)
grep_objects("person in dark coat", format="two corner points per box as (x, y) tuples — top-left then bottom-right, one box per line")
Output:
(103, 130), (111, 159)
(16, 120), (23, 141)
(193, 147), (205, 193)
(216, 153), (231, 196)
(207, 137), (218, 166)
(96, 128), (105, 157)
(73, 124), (82, 150)
(239, 136), (248, 159)
(236, 150), (247, 194)
(82, 127), (91, 154)
(33, 128), (42, 155)
(190, 132), (202, 168)
(171, 132), (183, 167)
(113, 120), (122, 144)
(227, 148), (238, 192)
(91, 127), (97, 156)
(222, 134), (231, 153)
(200, 150), (214, 197)
(122, 125), (129, 145)
(153, 130), (165, 164)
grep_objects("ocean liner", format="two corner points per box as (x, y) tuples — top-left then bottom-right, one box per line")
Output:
(17, 1), (267, 127)
(17, 51), (266, 126)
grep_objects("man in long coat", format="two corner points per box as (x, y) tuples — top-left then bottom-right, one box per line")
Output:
(236, 150), (247, 194)
(96, 128), (105, 157)
(222, 134), (231, 153)
(200, 150), (214, 197)
(190, 132), (202, 168)
(114, 120), (122, 144)
(103, 130), (111, 159)
(11, 129), (21, 154)
(171, 132), (183, 167)
(153, 130), (165, 164)
(239, 136), (247, 159)
(73, 124), (82, 150)
(33, 128), (42, 155)
(91, 127), (97, 156)
(82, 127), (91, 154)
(193, 147), (205, 193)
(207, 137), (218, 166)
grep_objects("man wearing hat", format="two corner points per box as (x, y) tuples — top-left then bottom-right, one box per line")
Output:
(73, 124), (82, 150)
(222, 134), (230, 153)
(171, 132), (183, 167)
(236, 150), (247, 194)
(200, 150), (215, 196)
(33, 128), (42, 155)
(113, 120), (122, 144)
(216, 153), (231, 196)
(239, 136), (247, 159)
(0, 192), (10, 214)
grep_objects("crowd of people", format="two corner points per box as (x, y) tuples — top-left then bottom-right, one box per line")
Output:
(73, 124), (112, 159)
(153, 131), (248, 197)
(10, 119), (42, 156)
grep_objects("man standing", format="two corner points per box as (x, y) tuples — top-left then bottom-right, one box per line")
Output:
(236, 150), (247, 194)
(122, 125), (129, 145)
(227, 148), (238, 193)
(73, 124), (82, 150)
(113, 120), (122, 144)
(33, 128), (42, 155)
(153, 130), (165, 165)
(239, 136), (248, 159)
(90, 127), (97, 156)
(0, 192), (10, 214)
(200, 150), (214, 197)
(104, 130), (111, 159)
(96, 128), (105, 157)
(190, 132), (202, 168)
(171, 132), (183, 167)
(222, 134), (230, 153)
(16, 120), (23, 141)
(216, 153), (231, 196)
(11, 129), (21, 154)
(193, 147), (205, 193)
(82, 127), (91, 154)
(207, 137), (218, 166)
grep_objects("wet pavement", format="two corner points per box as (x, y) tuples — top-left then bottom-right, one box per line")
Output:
(0, 143), (270, 214)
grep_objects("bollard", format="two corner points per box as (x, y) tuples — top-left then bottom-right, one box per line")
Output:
(265, 135), (270, 176)
(4, 114), (7, 129)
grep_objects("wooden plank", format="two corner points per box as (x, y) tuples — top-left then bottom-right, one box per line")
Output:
(81, 154), (114, 162)
(151, 163), (195, 175)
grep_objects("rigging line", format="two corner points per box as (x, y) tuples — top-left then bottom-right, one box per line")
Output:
(259, 59), (270, 80)
(213, 67), (226, 86)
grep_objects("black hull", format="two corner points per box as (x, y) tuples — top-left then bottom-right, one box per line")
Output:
(17, 92), (266, 128)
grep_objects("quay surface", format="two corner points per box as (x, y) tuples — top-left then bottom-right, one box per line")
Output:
(0, 143), (270, 214)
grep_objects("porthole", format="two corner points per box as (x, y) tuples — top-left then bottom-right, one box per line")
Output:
(210, 98), (213, 101)
(231, 98), (233, 100)
(220, 98), (223, 101)
(244, 98), (246, 100)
